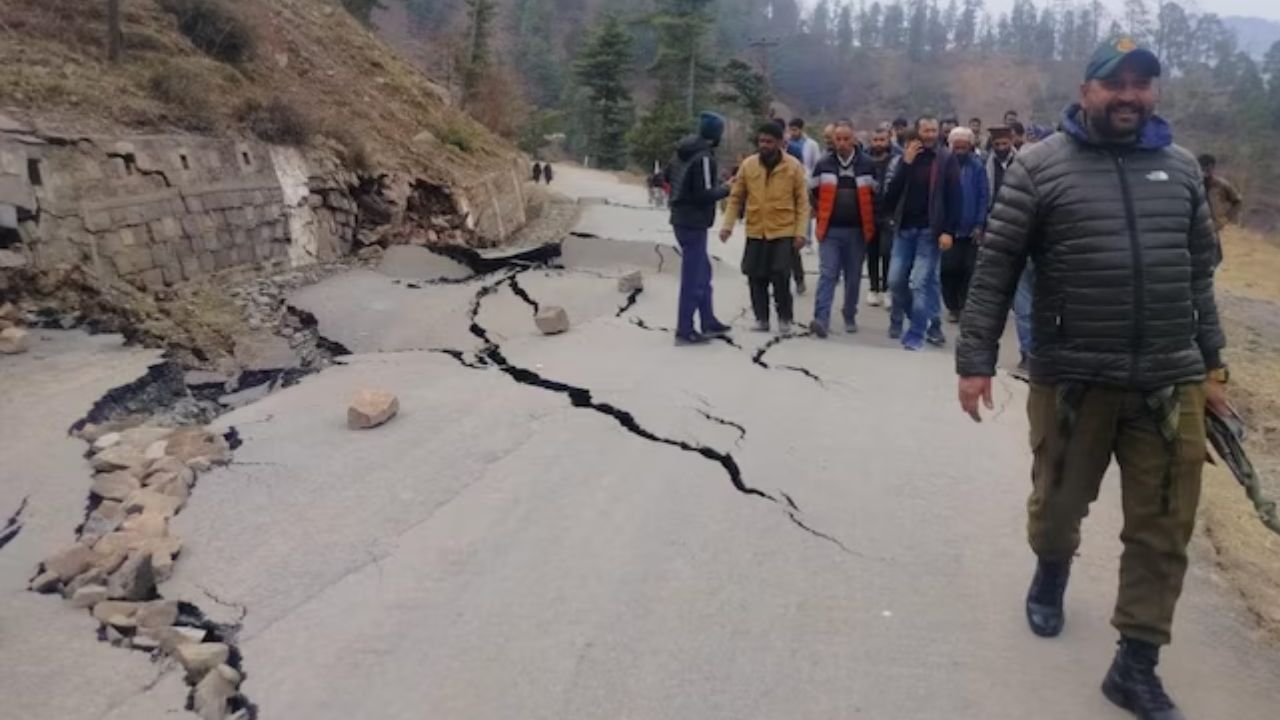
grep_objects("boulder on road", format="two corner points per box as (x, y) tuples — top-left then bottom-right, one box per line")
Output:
(348, 389), (399, 429)
(193, 664), (241, 720)
(92, 600), (141, 627)
(617, 271), (644, 293)
(135, 600), (179, 629)
(535, 306), (570, 335)
(0, 326), (29, 354)
(70, 584), (109, 609)
(122, 488), (183, 518)
(92, 432), (122, 452)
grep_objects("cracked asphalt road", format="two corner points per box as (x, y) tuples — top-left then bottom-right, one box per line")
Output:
(8, 167), (1278, 719)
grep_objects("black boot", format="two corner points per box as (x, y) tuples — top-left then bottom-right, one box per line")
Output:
(1101, 637), (1186, 719)
(1025, 558), (1070, 637)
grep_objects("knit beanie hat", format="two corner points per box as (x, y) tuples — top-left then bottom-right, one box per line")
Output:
(699, 111), (726, 144)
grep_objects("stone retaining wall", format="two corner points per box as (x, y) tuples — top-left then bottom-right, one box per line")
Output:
(0, 118), (527, 291)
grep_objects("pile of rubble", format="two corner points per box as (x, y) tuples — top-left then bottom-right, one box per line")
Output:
(28, 422), (252, 720)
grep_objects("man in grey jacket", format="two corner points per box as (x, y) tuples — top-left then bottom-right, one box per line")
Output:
(956, 38), (1231, 720)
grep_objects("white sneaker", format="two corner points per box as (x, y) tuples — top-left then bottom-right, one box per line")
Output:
(866, 291), (881, 307)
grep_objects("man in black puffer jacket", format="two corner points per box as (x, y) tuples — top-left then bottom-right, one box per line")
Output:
(666, 111), (733, 345)
(957, 38), (1231, 720)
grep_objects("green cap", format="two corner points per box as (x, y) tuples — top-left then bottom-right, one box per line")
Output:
(1085, 36), (1161, 81)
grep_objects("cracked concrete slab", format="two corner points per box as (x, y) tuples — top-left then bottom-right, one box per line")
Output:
(0, 331), (170, 720)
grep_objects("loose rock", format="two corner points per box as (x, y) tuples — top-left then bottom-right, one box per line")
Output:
(535, 306), (570, 335)
(121, 511), (170, 538)
(122, 488), (184, 517)
(29, 570), (60, 593)
(92, 432), (123, 452)
(43, 543), (96, 581)
(141, 625), (206, 651)
(176, 642), (231, 681)
(92, 600), (140, 626)
(166, 427), (232, 466)
(348, 389), (399, 429)
(91, 445), (147, 475)
(144, 439), (170, 461)
(81, 503), (124, 542)
(618, 271), (644, 293)
(106, 550), (156, 601)
(130, 634), (161, 651)
(70, 584), (109, 609)
(135, 599), (179, 629)
(193, 663), (239, 720)
(0, 326), (29, 354)
(90, 471), (141, 501)
(118, 426), (173, 451)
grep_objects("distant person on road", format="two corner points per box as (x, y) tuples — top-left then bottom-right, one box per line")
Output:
(787, 117), (822, 293)
(721, 122), (810, 335)
(940, 127), (988, 324)
(1198, 153), (1243, 236)
(940, 116), (960, 147)
(542, 163), (554, 184)
(986, 126), (1033, 376)
(881, 116), (961, 350)
(531, 162), (543, 183)
(1003, 109), (1019, 126)
(809, 120), (878, 338)
(866, 126), (897, 308)
(958, 38), (1231, 720)
(666, 112), (734, 346)
(968, 116), (983, 138)
(891, 116), (910, 153)
(648, 168), (667, 209)
(1009, 121), (1027, 151)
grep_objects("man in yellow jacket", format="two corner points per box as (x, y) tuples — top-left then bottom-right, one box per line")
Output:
(719, 122), (811, 334)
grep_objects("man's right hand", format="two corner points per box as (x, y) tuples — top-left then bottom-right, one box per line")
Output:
(904, 140), (923, 164)
(958, 376), (994, 423)
(719, 228), (732, 243)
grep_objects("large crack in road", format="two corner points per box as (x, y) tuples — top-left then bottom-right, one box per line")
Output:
(438, 263), (852, 553)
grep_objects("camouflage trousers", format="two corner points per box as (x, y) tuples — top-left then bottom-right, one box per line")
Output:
(1026, 382), (1207, 646)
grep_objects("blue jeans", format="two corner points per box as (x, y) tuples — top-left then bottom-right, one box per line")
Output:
(673, 226), (721, 336)
(888, 227), (942, 345)
(1014, 262), (1034, 356)
(813, 227), (865, 326)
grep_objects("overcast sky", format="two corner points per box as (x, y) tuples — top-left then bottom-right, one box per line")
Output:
(979, 0), (1280, 23)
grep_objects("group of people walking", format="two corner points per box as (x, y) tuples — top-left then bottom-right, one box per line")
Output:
(662, 35), (1240, 720)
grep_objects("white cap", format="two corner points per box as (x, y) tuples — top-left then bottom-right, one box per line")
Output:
(949, 127), (976, 145)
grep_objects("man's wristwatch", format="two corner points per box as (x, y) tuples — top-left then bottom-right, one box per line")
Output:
(1208, 366), (1230, 384)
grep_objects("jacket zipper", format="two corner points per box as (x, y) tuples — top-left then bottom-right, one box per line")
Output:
(1112, 153), (1144, 385)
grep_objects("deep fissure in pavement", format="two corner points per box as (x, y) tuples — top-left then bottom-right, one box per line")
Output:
(0, 496), (28, 551)
(616, 288), (643, 317)
(751, 333), (825, 386)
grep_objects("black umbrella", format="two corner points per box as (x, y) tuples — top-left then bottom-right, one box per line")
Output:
(1207, 405), (1280, 535)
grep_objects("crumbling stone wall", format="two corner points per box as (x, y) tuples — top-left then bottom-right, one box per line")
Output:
(0, 118), (527, 294)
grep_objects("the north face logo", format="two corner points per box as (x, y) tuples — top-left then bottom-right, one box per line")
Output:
(1146, 171), (1170, 182)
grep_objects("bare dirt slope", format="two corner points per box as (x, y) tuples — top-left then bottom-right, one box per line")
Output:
(0, 0), (513, 184)
(1200, 227), (1280, 641)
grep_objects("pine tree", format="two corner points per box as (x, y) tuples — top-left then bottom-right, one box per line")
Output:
(1264, 40), (1280, 127)
(514, 0), (565, 107)
(997, 13), (1014, 54)
(1034, 7), (1056, 64)
(1123, 0), (1152, 43)
(811, 0), (833, 43)
(906, 0), (927, 58)
(837, 3), (855, 56)
(859, 1), (882, 48)
(954, 0), (978, 49)
(574, 14), (635, 169)
(460, 0), (498, 109)
(648, 0), (718, 114)
(720, 58), (773, 124)
(882, 1), (906, 48)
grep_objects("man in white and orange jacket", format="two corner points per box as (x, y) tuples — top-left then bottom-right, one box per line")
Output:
(808, 120), (878, 338)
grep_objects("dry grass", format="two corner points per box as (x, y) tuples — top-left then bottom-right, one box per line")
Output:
(1200, 226), (1280, 642)
(0, 0), (513, 185)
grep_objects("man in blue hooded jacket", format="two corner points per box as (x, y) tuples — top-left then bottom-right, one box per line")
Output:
(665, 111), (733, 345)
